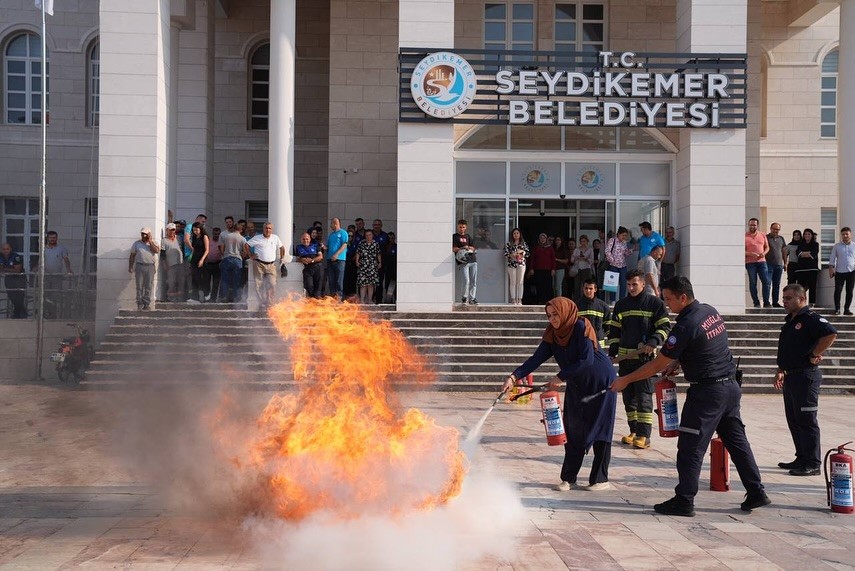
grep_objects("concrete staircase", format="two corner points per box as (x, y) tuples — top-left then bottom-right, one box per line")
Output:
(83, 303), (855, 393)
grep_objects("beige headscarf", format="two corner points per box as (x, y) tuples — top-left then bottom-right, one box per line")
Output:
(542, 296), (600, 350)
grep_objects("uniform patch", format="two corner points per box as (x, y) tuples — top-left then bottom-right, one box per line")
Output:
(819, 318), (829, 323)
(665, 335), (677, 348)
(795, 323), (803, 330)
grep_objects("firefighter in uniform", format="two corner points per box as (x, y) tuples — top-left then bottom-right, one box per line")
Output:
(775, 283), (838, 476)
(606, 269), (671, 449)
(611, 276), (770, 516)
(576, 277), (611, 348)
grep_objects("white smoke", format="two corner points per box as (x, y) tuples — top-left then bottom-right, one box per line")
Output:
(247, 468), (524, 571)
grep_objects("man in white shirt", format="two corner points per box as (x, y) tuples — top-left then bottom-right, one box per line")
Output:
(829, 226), (855, 315)
(244, 221), (285, 310)
(638, 245), (663, 297)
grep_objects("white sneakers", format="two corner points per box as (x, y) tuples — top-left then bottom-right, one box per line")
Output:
(554, 481), (612, 491)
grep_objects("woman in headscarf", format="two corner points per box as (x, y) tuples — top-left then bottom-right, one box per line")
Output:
(502, 297), (617, 491)
(786, 229), (802, 285)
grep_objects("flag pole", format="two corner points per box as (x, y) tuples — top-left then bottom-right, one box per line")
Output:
(35, 0), (47, 381)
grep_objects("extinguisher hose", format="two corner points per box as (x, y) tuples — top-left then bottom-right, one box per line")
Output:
(823, 447), (834, 507)
(509, 383), (549, 402)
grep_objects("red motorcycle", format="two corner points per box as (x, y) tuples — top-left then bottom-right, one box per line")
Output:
(50, 323), (93, 383)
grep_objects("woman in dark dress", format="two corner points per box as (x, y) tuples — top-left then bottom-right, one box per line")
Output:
(355, 229), (382, 304)
(795, 228), (820, 306)
(189, 222), (210, 302)
(502, 297), (617, 490)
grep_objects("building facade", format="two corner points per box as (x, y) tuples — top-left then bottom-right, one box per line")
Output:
(0, 0), (851, 346)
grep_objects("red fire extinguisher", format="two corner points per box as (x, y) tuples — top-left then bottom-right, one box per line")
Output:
(539, 389), (567, 446)
(710, 435), (730, 492)
(654, 377), (679, 438)
(824, 442), (854, 514)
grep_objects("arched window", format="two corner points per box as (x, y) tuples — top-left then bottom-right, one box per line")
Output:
(4, 32), (49, 125)
(821, 48), (838, 138)
(249, 43), (269, 130)
(87, 40), (99, 127)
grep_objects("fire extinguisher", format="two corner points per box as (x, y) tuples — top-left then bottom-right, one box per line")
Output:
(539, 389), (567, 446)
(510, 373), (535, 405)
(710, 435), (730, 492)
(654, 377), (679, 438)
(824, 441), (854, 514)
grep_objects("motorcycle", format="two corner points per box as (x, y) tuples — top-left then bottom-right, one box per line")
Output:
(50, 323), (93, 383)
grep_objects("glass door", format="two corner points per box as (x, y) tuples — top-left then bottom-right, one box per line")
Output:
(458, 199), (508, 303)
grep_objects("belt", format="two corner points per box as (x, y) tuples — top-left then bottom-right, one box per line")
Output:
(256, 260), (275, 265)
(687, 375), (733, 385)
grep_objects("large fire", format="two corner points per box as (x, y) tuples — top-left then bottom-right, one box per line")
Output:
(240, 297), (467, 521)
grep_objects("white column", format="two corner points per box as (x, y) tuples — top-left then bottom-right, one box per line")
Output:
(396, 0), (455, 312)
(839, 0), (855, 228)
(168, 25), (179, 218)
(96, 0), (172, 339)
(269, 0), (296, 253)
(675, 0), (747, 314)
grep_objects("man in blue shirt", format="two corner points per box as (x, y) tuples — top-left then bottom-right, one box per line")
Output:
(296, 232), (323, 298)
(829, 226), (855, 315)
(638, 222), (666, 259)
(326, 217), (349, 300)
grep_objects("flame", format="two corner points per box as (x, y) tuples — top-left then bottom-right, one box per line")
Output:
(239, 297), (467, 521)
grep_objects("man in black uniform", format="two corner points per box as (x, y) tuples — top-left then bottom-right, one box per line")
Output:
(611, 276), (770, 516)
(775, 283), (837, 476)
(606, 269), (671, 449)
(576, 278), (610, 348)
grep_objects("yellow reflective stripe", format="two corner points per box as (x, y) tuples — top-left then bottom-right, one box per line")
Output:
(637, 413), (655, 423)
(579, 310), (605, 318)
(617, 310), (655, 319)
(626, 411), (638, 421)
(617, 347), (639, 356)
(655, 317), (671, 327)
(599, 339), (607, 348)
(655, 328), (670, 339)
(605, 319), (620, 329)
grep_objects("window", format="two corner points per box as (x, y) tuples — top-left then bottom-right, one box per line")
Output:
(820, 49), (838, 138)
(3, 198), (42, 272)
(484, 3), (535, 52)
(4, 32), (49, 125)
(820, 207), (837, 264)
(555, 3), (606, 54)
(84, 198), (98, 279)
(249, 43), (269, 131)
(246, 200), (268, 228)
(87, 41), (99, 127)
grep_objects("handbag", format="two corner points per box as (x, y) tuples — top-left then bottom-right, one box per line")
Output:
(603, 270), (619, 293)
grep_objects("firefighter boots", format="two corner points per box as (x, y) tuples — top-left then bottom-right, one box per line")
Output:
(621, 433), (636, 445)
(633, 436), (651, 449)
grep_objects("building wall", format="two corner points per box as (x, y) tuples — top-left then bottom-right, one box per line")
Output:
(328, 0), (399, 231)
(760, 5), (839, 235)
(0, 0), (100, 271)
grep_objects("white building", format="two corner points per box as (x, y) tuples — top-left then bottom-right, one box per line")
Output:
(0, 0), (851, 368)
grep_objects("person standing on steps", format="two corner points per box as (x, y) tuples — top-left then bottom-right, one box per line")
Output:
(452, 219), (478, 305)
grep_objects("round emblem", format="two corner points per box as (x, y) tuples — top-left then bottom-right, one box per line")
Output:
(576, 167), (605, 193)
(667, 336), (677, 345)
(795, 323), (803, 330)
(521, 167), (550, 192)
(410, 52), (477, 119)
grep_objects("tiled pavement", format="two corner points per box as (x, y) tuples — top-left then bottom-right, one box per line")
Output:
(1, 384), (855, 570)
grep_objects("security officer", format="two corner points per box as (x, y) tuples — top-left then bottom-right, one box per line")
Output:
(611, 276), (770, 516)
(606, 269), (671, 449)
(774, 283), (837, 476)
(575, 277), (611, 347)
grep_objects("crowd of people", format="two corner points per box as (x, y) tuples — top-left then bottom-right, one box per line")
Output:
(127, 214), (398, 311)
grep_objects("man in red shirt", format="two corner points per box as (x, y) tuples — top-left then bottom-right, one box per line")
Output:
(528, 233), (556, 304)
(745, 217), (771, 308)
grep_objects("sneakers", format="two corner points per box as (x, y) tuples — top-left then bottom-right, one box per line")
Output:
(620, 433), (636, 445)
(633, 436), (651, 449)
(777, 459), (802, 469)
(654, 496), (695, 517)
(461, 297), (467, 304)
(554, 481), (576, 491)
(789, 465), (821, 476)
(773, 303), (783, 308)
(763, 303), (772, 308)
(846, 310), (854, 316)
(740, 491), (771, 512)
(587, 482), (611, 491)
(469, 298), (478, 305)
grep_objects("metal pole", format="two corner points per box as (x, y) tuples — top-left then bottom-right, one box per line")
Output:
(35, 1), (47, 381)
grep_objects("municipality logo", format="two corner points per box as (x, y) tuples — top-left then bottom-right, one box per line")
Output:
(410, 52), (477, 119)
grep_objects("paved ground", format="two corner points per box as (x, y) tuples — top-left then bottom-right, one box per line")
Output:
(1, 383), (854, 570)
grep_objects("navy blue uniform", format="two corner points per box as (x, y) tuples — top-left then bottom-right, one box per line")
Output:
(659, 300), (764, 504)
(777, 306), (837, 468)
(513, 320), (617, 485)
(295, 243), (323, 298)
(0, 250), (27, 318)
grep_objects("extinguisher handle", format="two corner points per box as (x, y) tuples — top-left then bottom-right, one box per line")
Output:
(509, 383), (549, 401)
